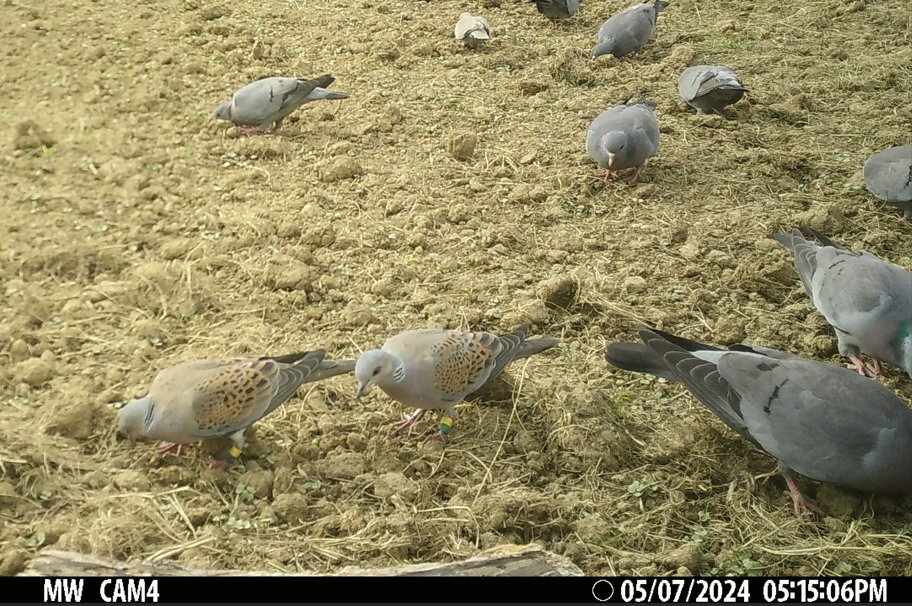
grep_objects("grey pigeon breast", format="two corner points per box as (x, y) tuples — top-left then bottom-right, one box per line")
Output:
(592, 0), (668, 58)
(530, 0), (579, 20)
(678, 65), (747, 114)
(223, 74), (349, 131)
(718, 353), (912, 494)
(605, 329), (912, 513)
(585, 100), (659, 171)
(864, 144), (912, 219)
(773, 229), (912, 378)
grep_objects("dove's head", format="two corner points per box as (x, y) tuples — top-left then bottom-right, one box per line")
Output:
(600, 130), (629, 168)
(213, 101), (232, 121)
(591, 37), (617, 59)
(117, 395), (154, 444)
(354, 349), (398, 398)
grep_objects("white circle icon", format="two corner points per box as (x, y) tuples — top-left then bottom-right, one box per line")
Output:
(592, 579), (615, 602)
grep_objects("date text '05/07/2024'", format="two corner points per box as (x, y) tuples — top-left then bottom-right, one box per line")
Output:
(43, 578), (160, 603)
(594, 578), (888, 603)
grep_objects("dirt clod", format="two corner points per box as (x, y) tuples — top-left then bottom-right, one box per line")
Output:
(447, 133), (477, 161)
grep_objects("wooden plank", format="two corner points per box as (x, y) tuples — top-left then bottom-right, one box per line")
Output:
(23, 544), (582, 577)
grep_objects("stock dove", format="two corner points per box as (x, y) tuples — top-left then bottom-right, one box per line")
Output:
(354, 325), (559, 442)
(524, 0), (580, 21)
(863, 145), (912, 220)
(592, 0), (668, 59)
(586, 95), (659, 182)
(773, 229), (912, 378)
(118, 351), (355, 468)
(678, 65), (748, 114)
(455, 13), (492, 48)
(606, 329), (912, 516)
(213, 75), (350, 134)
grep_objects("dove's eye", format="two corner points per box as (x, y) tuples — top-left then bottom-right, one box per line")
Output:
(372, 367), (381, 376)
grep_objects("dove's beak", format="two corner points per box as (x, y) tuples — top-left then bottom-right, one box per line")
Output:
(355, 382), (368, 398)
(607, 153), (616, 168)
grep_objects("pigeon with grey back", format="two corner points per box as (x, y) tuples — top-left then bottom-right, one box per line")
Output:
(524, 0), (580, 21)
(455, 12), (493, 48)
(678, 65), (748, 114)
(773, 229), (912, 378)
(605, 329), (912, 516)
(863, 144), (912, 220)
(118, 351), (355, 468)
(354, 325), (559, 443)
(592, 0), (668, 59)
(213, 75), (350, 134)
(586, 95), (659, 182)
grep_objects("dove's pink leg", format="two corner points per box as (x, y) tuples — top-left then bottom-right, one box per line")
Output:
(785, 476), (821, 519)
(424, 430), (449, 445)
(629, 166), (644, 183)
(391, 409), (426, 436)
(159, 443), (188, 456)
(848, 355), (880, 377)
(601, 169), (618, 181)
(239, 126), (264, 136)
(423, 415), (453, 446)
(209, 459), (232, 471)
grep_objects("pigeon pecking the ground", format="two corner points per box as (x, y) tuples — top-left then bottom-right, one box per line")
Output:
(117, 351), (355, 469)
(586, 95), (659, 182)
(678, 65), (748, 114)
(213, 75), (350, 134)
(605, 328), (912, 517)
(592, 0), (668, 59)
(354, 325), (559, 443)
(523, 0), (580, 21)
(455, 12), (493, 48)
(773, 229), (912, 379)
(863, 144), (912, 220)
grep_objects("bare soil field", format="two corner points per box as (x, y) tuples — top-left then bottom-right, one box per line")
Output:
(1, 0), (910, 577)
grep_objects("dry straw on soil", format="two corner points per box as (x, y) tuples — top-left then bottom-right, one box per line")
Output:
(0, 0), (910, 578)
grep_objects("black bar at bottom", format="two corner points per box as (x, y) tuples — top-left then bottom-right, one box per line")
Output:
(4, 575), (908, 604)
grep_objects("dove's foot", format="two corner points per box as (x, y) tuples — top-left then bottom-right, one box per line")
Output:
(391, 409), (426, 437)
(423, 416), (453, 445)
(239, 126), (265, 136)
(209, 458), (232, 471)
(424, 430), (449, 445)
(785, 476), (821, 519)
(601, 169), (618, 182)
(629, 167), (644, 183)
(159, 443), (188, 456)
(849, 355), (880, 377)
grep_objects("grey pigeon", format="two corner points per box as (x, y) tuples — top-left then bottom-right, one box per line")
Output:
(455, 12), (492, 48)
(863, 144), (912, 220)
(605, 329), (912, 516)
(592, 0), (668, 59)
(678, 65), (748, 114)
(118, 351), (355, 468)
(354, 325), (559, 442)
(213, 75), (350, 133)
(773, 229), (912, 378)
(524, 0), (580, 20)
(585, 95), (659, 182)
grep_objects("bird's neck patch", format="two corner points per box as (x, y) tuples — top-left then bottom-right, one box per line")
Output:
(392, 363), (406, 383)
(892, 320), (912, 355)
(143, 400), (156, 431)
